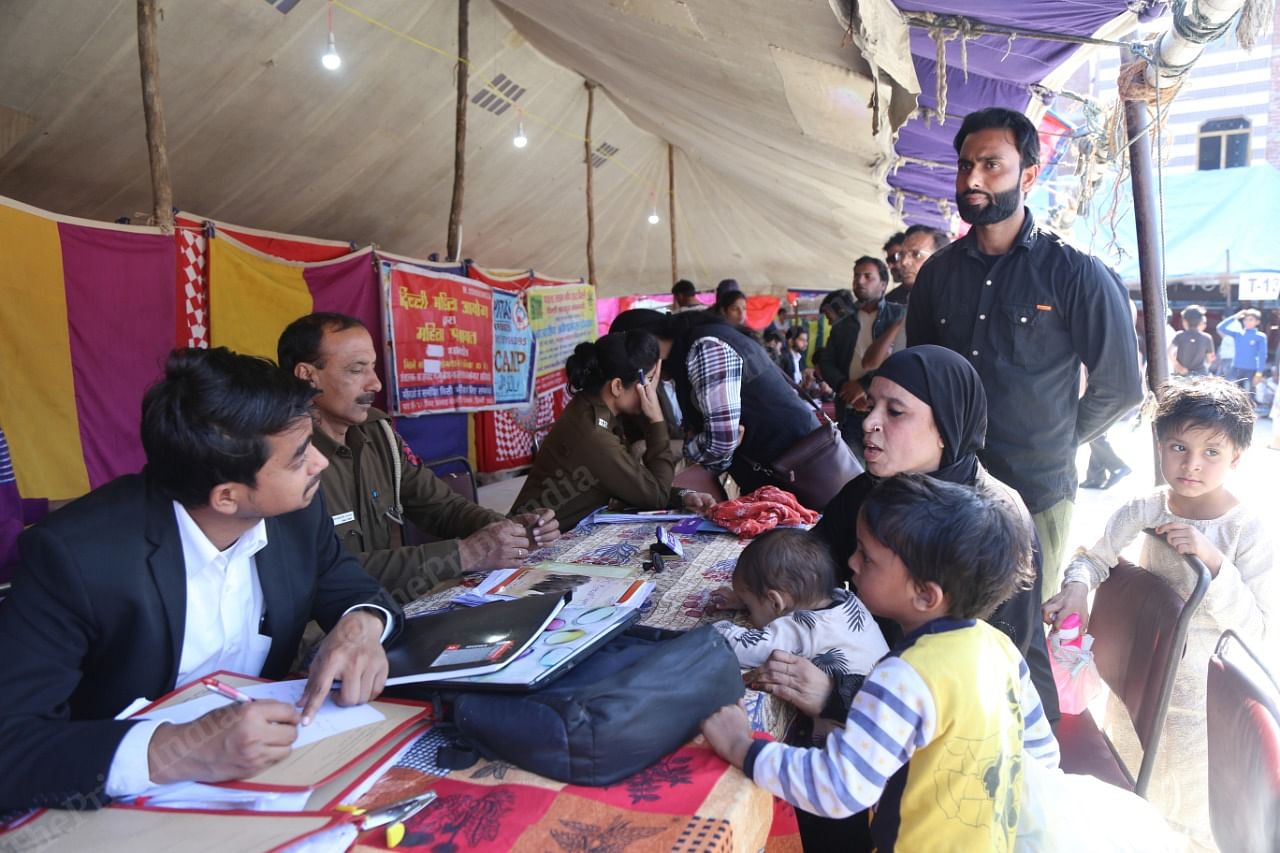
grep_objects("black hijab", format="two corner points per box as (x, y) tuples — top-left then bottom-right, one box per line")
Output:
(873, 345), (987, 485)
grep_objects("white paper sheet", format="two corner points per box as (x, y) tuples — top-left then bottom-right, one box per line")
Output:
(136, 679), (385, 750)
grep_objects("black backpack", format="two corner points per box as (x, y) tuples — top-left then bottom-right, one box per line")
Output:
(451, 625), (744, 786)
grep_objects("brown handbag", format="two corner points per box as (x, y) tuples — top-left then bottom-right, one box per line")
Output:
(739, 392), (863, 510)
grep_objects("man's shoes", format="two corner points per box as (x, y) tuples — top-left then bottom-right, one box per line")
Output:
(1100, 466), (1132, 490)
(1080, 477), (1107, 489)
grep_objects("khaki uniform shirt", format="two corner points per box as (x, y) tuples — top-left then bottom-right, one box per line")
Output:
(313, 409), (505, 602)
(511, 394), (679, 529)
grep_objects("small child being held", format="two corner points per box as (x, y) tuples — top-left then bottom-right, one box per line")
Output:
(1043, 376), (1276, 849)
(710, 528), (887, 679)
(701, 475), (1059, 852)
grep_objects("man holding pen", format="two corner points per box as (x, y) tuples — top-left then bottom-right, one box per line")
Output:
(277, 313), (560, 607)
(0, 348), (403, 810)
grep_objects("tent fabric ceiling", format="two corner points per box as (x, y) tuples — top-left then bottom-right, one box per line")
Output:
(0, 1), (1160, 296)
(0, 0), (921, 297)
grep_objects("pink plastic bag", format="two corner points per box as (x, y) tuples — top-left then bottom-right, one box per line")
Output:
(1048, 629), (1103, 715)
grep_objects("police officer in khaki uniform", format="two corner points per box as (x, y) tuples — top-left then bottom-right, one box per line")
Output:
(278, 313), (560, 605)
(512, 330), (716, 529)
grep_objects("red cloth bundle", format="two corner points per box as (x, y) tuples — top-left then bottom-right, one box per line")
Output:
(708, 486), (819, 538)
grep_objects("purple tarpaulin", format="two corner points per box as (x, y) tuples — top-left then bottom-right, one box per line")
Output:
(887, 1), (1168, 227)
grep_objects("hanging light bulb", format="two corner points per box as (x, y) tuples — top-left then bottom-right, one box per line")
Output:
(322, 3), (341, 70)
(647, 194), (660, 225)
(513, 117), (528, 149)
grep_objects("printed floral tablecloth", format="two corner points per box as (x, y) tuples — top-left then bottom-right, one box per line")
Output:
(350, 725), (801, 853)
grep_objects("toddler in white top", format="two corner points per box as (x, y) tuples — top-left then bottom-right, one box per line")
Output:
(711, 528), (887, 678)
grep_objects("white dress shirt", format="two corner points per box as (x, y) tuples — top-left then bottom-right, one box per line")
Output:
(105, 503), (392, 797)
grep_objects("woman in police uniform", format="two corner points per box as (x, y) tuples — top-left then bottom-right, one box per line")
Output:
(510, 330), (715, 529)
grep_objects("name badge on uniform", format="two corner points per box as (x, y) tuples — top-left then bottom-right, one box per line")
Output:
(331, 510), (356, 526)
(596, 418), (610, 429)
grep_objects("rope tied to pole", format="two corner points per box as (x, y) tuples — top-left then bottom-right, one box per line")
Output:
(922, 13), (974, 127)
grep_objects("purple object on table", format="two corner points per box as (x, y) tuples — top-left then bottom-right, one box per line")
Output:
(670, 517), (703, 535)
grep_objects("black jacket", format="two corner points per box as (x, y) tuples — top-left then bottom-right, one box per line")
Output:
(906, 209), (1142, 513)
(816, 299), (907, 418)
(0, 474), (402, 810)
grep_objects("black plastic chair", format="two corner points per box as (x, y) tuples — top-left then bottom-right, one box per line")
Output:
(424, 454), (478, 504)
(1056, 541), (1212, 798)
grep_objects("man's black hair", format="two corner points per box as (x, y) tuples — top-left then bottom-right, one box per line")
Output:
(903, 223), (951, 252)
(671, 279), (697, 298)
(785, 325), (807, 344)
(734, 528), (835, 608)
(1153, 376), (1256, 452)
(882, 232), (906, 252)
(953, 107), (1040, 170)
(860, 474), (1034, 620)
(854, 255), (889, 283)
(819, 289), (856, 319)
(277, 312), (366, 372)
(141, 347), (318, 507)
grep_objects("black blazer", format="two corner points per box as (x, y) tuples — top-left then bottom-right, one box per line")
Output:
(0, 474), (403, 810)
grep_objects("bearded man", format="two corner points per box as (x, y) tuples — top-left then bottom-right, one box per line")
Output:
(904, 107), (1142, 598)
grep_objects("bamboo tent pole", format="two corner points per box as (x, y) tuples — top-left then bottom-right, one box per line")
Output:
(136, 0), (173, 233)
(446, 0), (469, 261)
(668, 143), (678, 283)
(584, 81), (597, 287)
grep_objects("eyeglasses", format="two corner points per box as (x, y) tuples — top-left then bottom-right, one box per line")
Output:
(886, 252), (902, 263)
(902, 249), (933, 261)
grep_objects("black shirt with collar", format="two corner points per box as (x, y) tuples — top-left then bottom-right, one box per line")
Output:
(905, 208), (1143, 514)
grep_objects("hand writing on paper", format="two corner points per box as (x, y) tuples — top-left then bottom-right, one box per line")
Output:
(459, 519), (532, 571)
(511, 508), (561, 549)
(699, 703), (754, 769)
(147, 701), (299, 784)
(299, 610), (388, 726)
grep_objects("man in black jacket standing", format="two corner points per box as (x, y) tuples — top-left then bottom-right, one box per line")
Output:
(906, 107), (1143, 598)
(0, 347), (403, 811)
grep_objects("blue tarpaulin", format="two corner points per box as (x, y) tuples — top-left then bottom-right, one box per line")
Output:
(1070, 163), (1280, 282)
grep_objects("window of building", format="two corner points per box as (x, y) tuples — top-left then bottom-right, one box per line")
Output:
(1198, 117), (1251, 170)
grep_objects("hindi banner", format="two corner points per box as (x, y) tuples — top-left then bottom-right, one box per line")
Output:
(528, 282), (596, 377)
(387, 264), (494, 414)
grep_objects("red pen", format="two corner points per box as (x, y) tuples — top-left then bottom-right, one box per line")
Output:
(201, 676), (254, 704)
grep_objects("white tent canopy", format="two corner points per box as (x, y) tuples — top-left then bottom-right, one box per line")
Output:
(0, 0), (922, 296)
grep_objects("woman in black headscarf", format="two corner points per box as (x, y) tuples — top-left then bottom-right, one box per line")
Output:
(762, 344), (1057, 719)
(756, 346), (1057, 852)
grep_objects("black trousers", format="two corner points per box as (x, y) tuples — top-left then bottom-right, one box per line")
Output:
(1085, 434), (1126, 481)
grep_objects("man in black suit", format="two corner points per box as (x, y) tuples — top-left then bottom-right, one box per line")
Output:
(0, 348), (403, 811)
